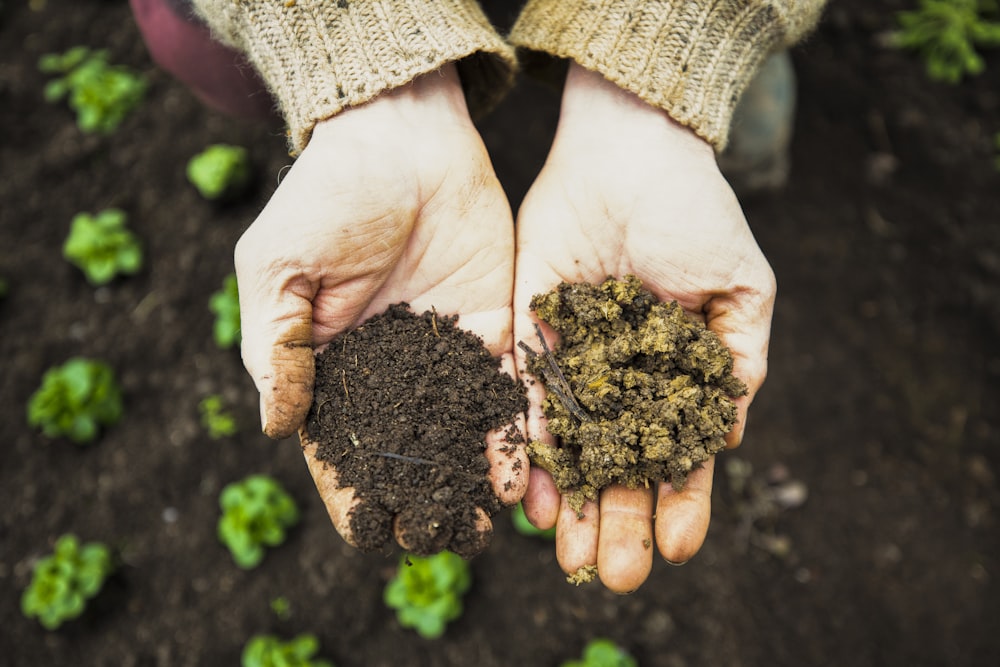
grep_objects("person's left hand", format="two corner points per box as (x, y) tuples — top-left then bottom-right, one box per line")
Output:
(514, 64), (776, 592)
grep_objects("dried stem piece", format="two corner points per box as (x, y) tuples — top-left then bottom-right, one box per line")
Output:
(518, 323), (590, 423)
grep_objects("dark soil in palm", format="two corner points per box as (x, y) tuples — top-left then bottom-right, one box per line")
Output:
(525, 276), (746, 511)
(304, 304), (526, 558)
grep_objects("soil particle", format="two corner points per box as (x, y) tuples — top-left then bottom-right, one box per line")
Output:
(524, 276), (747, 512)
(303, 304), (526, 558)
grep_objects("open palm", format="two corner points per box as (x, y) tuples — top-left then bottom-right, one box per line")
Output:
(235, 67), (526, 553)
(515, 65), (775, 592)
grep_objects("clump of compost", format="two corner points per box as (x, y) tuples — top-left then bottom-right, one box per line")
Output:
(303, 304), (526, 558)
(523, 275), (747, 512)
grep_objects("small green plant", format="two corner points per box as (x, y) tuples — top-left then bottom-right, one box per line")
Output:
(269, 596), (292, 621)
(561, 639), (638, 667)
(187, 144), (252, 200)
(218, 475), (299, 569)
(21, 534), (113, 630)
(210, 273), (241, 349)
(39, 46), (146, 133)
(63, 208), (143, 285)
(241, 634), (333, 667)
(511, 501), (556, 539)
(199, 394), (237, 439)
(893, 0), (1000, 83)
(383, 551), (471, 639)
(27, 357), (123, 443)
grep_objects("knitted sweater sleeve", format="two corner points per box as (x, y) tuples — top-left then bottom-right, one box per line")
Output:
(190, 0), (516, 154)
(509, 0), (826, 151)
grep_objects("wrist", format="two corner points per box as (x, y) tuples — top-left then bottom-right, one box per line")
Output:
(556, 63), (714, 161)
(311, 64), (473, 146)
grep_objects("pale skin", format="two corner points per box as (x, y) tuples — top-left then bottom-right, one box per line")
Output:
(236, 62), (775, 589)
(514, 64), (775, 592)
(234, 64), (527, 553)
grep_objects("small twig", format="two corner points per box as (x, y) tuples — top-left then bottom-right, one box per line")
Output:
(341, 369), (350, 402)
(521, 324), (590, 423)
(374, 451), (440, 466)
(430, 306), (440, 338)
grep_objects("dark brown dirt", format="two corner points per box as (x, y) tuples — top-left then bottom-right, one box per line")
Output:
(2, 1), (999, 666)
(524, 275), (746, 511)
(304, 304), (526, 558)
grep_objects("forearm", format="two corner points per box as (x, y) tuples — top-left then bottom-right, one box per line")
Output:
(191, 0), (515, 153)
(510, 0), (826, 151)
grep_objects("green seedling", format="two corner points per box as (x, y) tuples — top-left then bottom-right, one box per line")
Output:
(187, 144), (252, 200)
(511, 501), (555, 539)
(242, 633), (333, 667)
(63, 208), (143, 285)
(199, 394), (237, 439)
(383, 551), (471, 639)
(270, 596), (292, 621)
(210, 273), (241, 349)
(893, 0), (1000, 83)
(21, 534), (113, 630)
(27, 357), (123, 443)
(561, 639), (638, 667)
(218, 474), (299, 569)
(39, 46), (146, 133)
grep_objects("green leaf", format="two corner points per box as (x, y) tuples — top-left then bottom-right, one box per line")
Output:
(217, 475), (298, 569)
(27, 358), (122, 443)
(187, 144), (252, 200)
(209, 274), (241, 349)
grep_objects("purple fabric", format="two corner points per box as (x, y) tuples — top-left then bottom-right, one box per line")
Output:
(129, 0), (276, 120)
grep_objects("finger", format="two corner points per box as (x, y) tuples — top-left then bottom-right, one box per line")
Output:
(484, 354), (529, 506)
(299, 431), (361, 547)
(597, 485), (655, 594)
(523, 467), (561, 530)
(556, 496), (599, 577)
(512, 309), (563, 526)
(704, 269), (776, 448)
(234, 250), (317, 439)
(654, 457), (715, 565)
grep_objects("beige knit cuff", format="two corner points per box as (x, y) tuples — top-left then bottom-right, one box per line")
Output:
(510, 0), (794, 151)
(193, 0), (516, 154)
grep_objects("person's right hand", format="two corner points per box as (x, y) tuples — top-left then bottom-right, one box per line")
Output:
(234, 64), (526, 555)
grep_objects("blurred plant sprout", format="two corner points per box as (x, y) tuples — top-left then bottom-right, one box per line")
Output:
(561, 639), (638, 667)
(210, 273), (241, 349)
(39, 46), (146, 133)
(199, 394), (238, 439)
(63, 208), (143, 285)
(218, 475), (299, 569)
(27, 357), (123, 444)
(383, 551), (471, 639)
(187, 144), (252, 200)
(241, 633), (333, 667)
(21, 534), (113, 630)
(893, 0), (1000, 83)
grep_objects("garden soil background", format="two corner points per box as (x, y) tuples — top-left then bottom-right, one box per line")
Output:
(1, 1), (999, 665)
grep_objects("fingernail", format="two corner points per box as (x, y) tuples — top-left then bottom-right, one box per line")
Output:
(259, 398), (269, 434)
(664, 558), (688, 567)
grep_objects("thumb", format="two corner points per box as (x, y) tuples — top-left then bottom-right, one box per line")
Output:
(704, 275), (775, 448)
(238, 271), (317, 439)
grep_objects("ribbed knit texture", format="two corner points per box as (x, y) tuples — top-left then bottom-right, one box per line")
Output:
(192, 0), (516, 154)
(510, 0), (825, 150)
